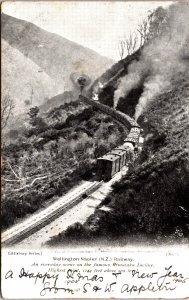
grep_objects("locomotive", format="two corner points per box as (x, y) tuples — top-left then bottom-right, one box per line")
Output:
(97, 125), (141, 181)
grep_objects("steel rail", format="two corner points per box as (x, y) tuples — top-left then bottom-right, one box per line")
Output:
(2, 181), (103, 246)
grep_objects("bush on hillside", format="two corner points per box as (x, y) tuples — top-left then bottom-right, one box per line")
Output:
(47, 72), (189, 246)
(2, 99), (127, 230)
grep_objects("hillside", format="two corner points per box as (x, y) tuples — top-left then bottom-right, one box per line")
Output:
(89, 48), (142, 110)
(2, 13), (114, 117)
(47, 2), (189, 246)
(5, 91), (75, 139)
(48, 70), (189, 247)
(2, 39), (58, 116)
(2, 98), (128, 230)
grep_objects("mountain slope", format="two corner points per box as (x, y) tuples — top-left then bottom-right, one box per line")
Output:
(46, 0), (189, 245)
(2, 13), (114, 113)
(2, 98), (128, 230)
(47, 69), (189, 247)
(2, 39), (59, 116)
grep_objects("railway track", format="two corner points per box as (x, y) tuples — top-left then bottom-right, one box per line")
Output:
(2, 96), (141, 247)
(2, 180), (103, 246)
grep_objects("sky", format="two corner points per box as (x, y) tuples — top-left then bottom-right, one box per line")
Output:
(2, 1), (173, 60)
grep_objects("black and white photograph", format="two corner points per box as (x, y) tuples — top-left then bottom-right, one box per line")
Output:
(1, 1), (189, 298)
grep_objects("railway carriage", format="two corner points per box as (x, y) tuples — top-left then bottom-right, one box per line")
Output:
(116, 143), (134, 161)
(111, 149), (127, 170)
(124, 137), (139, 147)
(97, 124), (142, 181)
(124, 126), (141, 147)
(97, 153), (121, 181)
(130, 126), (141, 133)
(97, 144), (136, 181)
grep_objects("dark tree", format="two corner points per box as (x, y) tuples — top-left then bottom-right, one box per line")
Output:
(70, 72), (91, 94)
(28, 106), (39, 121)
(77, 76), (88, 93)
(1, 95), (15, 130)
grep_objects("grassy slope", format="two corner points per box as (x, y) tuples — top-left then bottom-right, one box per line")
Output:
(48, 70), (189, 246)
(2, 39), (58, 116)
(2, 13), (114, 117)
(2, 99), (128, 230)
(89, 48), (142, 92)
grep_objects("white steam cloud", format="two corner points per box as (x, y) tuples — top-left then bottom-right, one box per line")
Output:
(114, 2), (189, 120)
(92, 81), (104, 100)
(114, 60), (149, 108)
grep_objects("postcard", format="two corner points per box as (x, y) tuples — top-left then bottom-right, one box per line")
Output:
(1, 1), (189, 298)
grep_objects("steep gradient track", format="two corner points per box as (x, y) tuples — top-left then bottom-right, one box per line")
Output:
(2, 180), (102, 246)
(2, 97), (140, 247)
(80, 95), (139, 129)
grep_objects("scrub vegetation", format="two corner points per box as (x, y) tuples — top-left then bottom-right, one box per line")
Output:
(2, 99), (127, 230)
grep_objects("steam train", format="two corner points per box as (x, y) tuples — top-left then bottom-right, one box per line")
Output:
(80, 95), (143, 181)
(97, 125), (142, 181)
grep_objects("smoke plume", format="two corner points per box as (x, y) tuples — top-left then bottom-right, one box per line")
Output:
(114, 60), (149, 108)
(114, 1), (189, 120)
(92, 81), (104, 100)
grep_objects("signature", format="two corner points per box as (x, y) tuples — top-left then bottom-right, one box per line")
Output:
(121, 265), (189, 295)
(4, 265), (188, 296)
(40, 282), (75, 296)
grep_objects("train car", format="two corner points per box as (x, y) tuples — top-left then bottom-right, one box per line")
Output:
(119, 142), (134, 151)
(97, 145), (135, 181)
(97, 153), (121, 181)
(111, 149), (127, 170)
(124, 125), (141, 148)
(130, 126), (141, 133)
(116, 143), (134, 161)
(127, 133), (140, 140)
(124, 136), (139, 147)
(97, 124), (141, 181)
